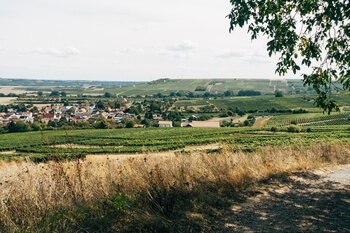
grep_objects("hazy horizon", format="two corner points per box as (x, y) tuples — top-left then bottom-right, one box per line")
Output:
(0, 76), (303, 83)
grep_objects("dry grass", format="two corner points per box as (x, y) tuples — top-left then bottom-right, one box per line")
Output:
(0, 86), (27, 95)
(0, 97), (17, 104)
(0, 142), (349, 232)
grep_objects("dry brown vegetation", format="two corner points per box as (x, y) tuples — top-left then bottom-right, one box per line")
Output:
(0, 142), (350, 232)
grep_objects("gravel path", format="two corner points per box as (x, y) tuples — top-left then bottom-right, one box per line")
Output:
(212, 165), (350, 232)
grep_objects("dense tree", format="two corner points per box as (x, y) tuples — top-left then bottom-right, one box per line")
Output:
(141, 118), (152, 128)
(224, 90), (234, 97)
(237, 90), (261, 96)
(275, 90), (284, 97)
(7, 121), (29, 133)
(31, 122), (42, 131)
(96, 100), (105, 110)
(155, 93), (163, 98)
(0, 105), (8, 112)
(49, 91), (60, 97)
(58, 117), (68, 127)
(228, 0), (350, 113)
(166, 111), (183, 121)
(47, 120), (57, 128)
(94, 117), (108, 129)
(125, 120), (135, 128)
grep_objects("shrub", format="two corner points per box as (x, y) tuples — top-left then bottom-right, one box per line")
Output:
(271, 126), (279, 132)
(287, 125), (301, 133)
(290, 120), (297, 125)
(275, 90), (284, 97)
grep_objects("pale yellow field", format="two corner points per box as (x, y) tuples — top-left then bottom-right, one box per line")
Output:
(0, 86), (27, 94)
(0, 97), (17, 104)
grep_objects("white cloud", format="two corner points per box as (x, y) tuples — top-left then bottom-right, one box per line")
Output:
(167, 40), (197, 51)
(0, 0), (290, 81)
(38, 47), (80, 57)
(1, 47), (80, 58)
(158, 40), (197, 59)
(119, 48), (144, 54)
(216, 50), (244, 59)
(0, 47), (10, 52)
(158, 50), (193, 59)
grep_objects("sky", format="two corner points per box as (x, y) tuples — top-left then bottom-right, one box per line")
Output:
(0, 0), (302, 82)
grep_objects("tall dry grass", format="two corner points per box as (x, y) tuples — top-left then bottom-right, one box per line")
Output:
(0, 142), (349, 232)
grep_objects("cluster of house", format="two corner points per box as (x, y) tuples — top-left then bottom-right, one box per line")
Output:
(0, 103), (221, 129)
(0, 103), (135, 127)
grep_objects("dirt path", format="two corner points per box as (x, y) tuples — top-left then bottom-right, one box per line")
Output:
(212, 165), (350, 232)
(252, 117), (271, 127)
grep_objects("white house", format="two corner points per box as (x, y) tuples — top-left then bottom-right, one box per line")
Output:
(158, 121), (173, 128)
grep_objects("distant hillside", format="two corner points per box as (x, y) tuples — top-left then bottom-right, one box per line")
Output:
(0, 78), (141, 87)
(104, 78), (319, 96)
(0, 77), (344, 97)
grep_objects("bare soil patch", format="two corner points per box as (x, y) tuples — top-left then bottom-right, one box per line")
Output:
(185, 143), (221, 151)
(252, 116), (271, 127)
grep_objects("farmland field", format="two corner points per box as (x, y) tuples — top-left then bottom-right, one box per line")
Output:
(266, 112), (350, 127)
(1, 77), (350, 233)
(174, 94), (350, 112)
(1, 126), (349, 162)
(207, 95), (316, 111)
(0, 97), (17, 104)
(14, 78), (328, 96)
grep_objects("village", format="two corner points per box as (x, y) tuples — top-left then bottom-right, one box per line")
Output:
(0, 101), (221, 132)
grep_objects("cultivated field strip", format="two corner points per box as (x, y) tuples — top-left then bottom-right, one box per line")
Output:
(0, 126), (349, 162)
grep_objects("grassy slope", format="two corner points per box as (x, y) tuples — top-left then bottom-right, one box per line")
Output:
(96, 79), (303, 96)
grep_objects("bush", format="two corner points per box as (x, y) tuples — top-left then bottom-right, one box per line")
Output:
(271, 126), (279, 132)
(306, 128), (312, 132)
(125, 121), (135, 128)
(287, 125), (301, 133)
(275, 90), (284, 97)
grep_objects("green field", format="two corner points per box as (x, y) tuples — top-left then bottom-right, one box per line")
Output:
(1, 77), (350, 162)
(1, 126), (349, 162)
(266, 112), (350, 127)
(109, 79), (309, 96)
(174, 94), (350, 112)
(8, 78), (323, 96)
